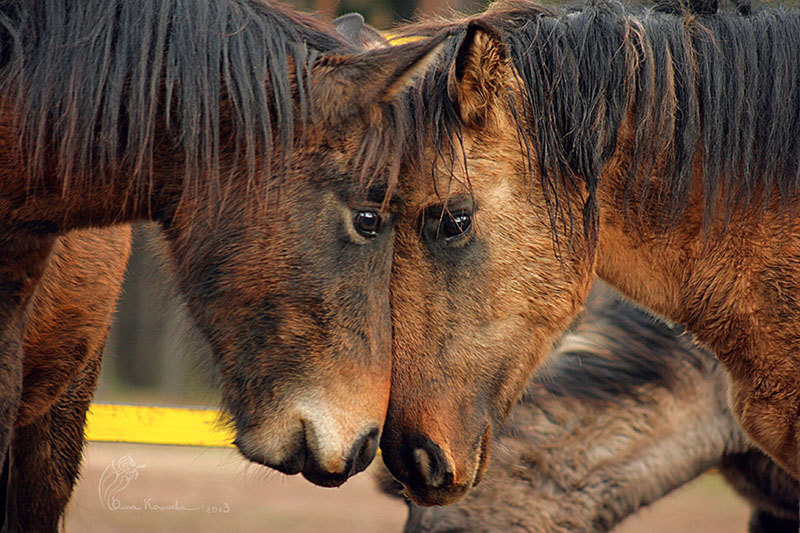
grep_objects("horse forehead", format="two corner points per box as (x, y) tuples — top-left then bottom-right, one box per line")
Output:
(401, 156), (512, 201)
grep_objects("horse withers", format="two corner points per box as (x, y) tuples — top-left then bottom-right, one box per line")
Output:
(0, 0), (445, 502)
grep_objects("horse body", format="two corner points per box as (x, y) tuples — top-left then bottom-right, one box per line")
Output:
(0, 0), (445, 520)
(383, 284), (797, 532)
(382, 0), (800, 504)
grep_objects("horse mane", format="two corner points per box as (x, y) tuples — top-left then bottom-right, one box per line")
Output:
(0, 0), (350, 204)
(528, 284), (710, 403)
(398, 0), (800, 246)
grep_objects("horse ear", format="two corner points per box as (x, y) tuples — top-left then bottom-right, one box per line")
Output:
(311, 32), (446, 125)
(333, 13), (389, 50)
(448, 21), (510, 127)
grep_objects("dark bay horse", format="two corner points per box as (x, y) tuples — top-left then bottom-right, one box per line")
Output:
(0, 0), (445, 499)
(380, 0), (800, 505)
(379, 283), (797, 532)
(7, 227), (131, 531)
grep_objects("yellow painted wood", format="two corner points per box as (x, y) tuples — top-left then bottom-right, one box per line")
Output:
(384, 33), (427, 46)
(85, 403), (383, 455)
(85, 404), (234, 448)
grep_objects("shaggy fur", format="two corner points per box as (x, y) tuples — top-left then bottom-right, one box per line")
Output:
(0, 0), (347, 197)
(396, 0), (800, 243)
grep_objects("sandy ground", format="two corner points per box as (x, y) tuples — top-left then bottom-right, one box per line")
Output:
(68, 442), (405, 533)
(66, 442), (754, 532)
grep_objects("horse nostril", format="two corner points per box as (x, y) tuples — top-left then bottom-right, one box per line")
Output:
(413, 447), (432, 483)
(405, 435), (454, 489)
(347, 425), (380, 477)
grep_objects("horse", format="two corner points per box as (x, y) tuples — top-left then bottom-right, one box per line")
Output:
(376, 282), (797, 532)
(0, 0), (445, 506)
(4, 227), (131, 531)
(379, 0), (800, 505)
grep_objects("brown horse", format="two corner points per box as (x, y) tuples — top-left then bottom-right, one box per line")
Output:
(3, 227), (131, 531)
(378, 283), (797, 532)
(380, 0), (800, 505)
(0, 0), (445, 500)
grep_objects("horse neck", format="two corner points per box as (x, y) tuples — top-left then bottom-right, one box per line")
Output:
(0, 97), (270, 233)
(594, 130), (800, 366)
(592, 109), (726, 329)
(593, 182), (699, 324)
(0, 0), (333, 235)
(587, 5), (800, 355)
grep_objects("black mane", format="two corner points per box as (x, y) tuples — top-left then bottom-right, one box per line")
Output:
(400, 0), (800, 245)
(0, 0), (350, 199)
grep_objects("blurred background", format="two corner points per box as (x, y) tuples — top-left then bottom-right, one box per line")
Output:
(293, 0), (486, 27)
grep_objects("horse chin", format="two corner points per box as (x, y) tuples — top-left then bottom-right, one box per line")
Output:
(233, 426), (305, 476)
(404, 482), (473, 507)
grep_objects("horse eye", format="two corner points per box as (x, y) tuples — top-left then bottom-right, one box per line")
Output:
(440, 212), (472, 240)
(353, 210), (382, 237)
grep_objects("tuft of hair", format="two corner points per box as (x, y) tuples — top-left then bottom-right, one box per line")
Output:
(0, 0), (350, 210)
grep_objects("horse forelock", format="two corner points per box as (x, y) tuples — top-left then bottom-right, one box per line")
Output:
(399, 0), (800, 249)
(0, 0), (353, 212)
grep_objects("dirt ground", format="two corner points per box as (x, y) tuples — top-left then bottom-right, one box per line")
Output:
(66, 442), (753, 532)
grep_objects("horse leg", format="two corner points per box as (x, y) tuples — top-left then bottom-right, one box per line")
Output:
(0, 322), (27, 532)
(0, 237), (54, 431)
(0, 237), (55, 530)
(5, 350), (101, 532)
(0, 449), (8, 529)
(0, 317), (25, 456)
(716, 344), (800, 529)
(718, 342), (800, 479)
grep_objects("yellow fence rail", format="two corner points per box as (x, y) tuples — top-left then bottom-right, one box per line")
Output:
(384, 33), (427, 46)
(86, 404), (234, 448)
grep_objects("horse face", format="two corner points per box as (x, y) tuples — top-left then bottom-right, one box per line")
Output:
(160, 38), (444, 488)
(176, 173), (392, 488)
(382, 25), (594, 505)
